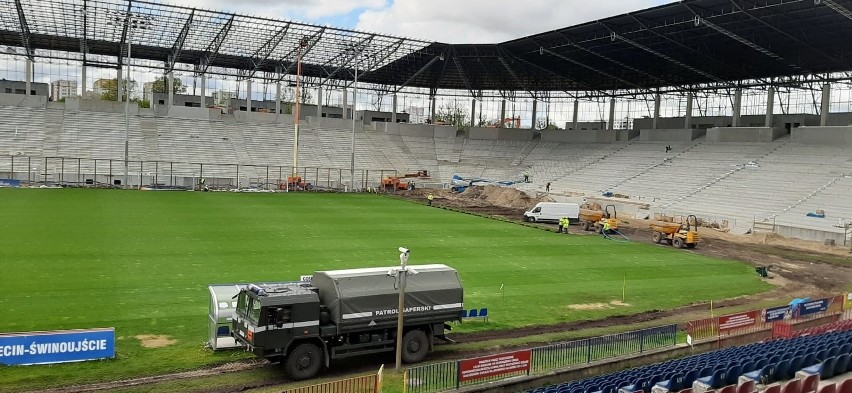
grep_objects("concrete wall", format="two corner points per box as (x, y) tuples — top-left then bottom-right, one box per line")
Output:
(0, 80), (49, 97)
(773, 224), (848, 244)
(792, 126), (852, 145)
(434, 125), (457, 138)
(633, 114), (821, 130)
(233, 111), (294, 124)
(65, 97), (138, 114)
(617, 129), (639, 141)
(151, 93), (214, 108)
(540, 130), (617, 143)
(468, 127), (534, 141)
(165, 106), (220, 120)
(0, 93), (47, 108)
(356, 110), (409, 125)
(706, 127), (785, 143)
(639, 128), (705, 142)
(565, 121), (606, 131)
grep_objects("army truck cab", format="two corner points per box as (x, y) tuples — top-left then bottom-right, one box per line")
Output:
(232, 264), (464, 380)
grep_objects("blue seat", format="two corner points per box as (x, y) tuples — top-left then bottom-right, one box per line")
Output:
(821, 357), (837, 379)
(788, 356), (804, 374)
(460, 309), (468, 318)
(479, 308), (488, 321)
(696, 368), (726, 389)
(835, 354), (850, 376)
(216, 325), (230, 336)
(725, 364), (742, 386)
(468, 309), (478, 318)
(774, 359), (792, 381)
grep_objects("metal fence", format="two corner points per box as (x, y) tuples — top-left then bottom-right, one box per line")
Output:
(405, 324), (678, 393)
(282, 371), (379, 393)
(0, 155), (398, 191)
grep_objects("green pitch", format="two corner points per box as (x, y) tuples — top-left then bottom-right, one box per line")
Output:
(0, 189), (770, 391)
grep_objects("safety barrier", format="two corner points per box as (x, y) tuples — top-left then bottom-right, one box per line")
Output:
(404, 324), (678, 393)
(282, 366), (382, 393)
(687, 294), (850, 348)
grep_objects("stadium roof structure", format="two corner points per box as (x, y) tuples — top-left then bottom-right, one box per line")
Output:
(2, 0), (852, 95)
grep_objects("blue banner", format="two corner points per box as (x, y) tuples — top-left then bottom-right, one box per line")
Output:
(0, 179), (20, 188)
(763, 305), (792, 322)
(798, 298), (829, 316)
(0, 328), (115, 365)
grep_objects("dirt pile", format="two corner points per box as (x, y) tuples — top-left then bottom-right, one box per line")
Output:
(461, 185), (553, 210)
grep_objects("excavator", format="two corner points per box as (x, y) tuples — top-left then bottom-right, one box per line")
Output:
(650, 215), (699, 249)
(578, 204), (619, 234)
(278, 176), (311, 191)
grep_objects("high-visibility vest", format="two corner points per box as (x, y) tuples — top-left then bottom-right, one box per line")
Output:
(428, 194), (434, 200)
(603, 222), (611, 231)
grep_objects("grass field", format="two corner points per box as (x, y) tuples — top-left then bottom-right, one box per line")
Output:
(0, 189), (772, 391)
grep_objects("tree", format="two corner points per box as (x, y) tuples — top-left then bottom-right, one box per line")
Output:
(433, 102), (469, 131)
(98, 78), (138, 102)
(150, 76), (186, 94)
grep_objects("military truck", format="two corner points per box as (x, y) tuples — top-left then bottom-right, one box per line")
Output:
(231, 264), (464, 380)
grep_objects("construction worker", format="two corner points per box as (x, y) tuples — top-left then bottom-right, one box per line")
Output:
(545, 182), (551, 193)
(560, 217), (570, 233)
(557, 217), (564, 233)
(427, 192), (434, 207)
(602, 220), (612, 239)
(199, 177), (207, 192)
(523, 171), (530, 183)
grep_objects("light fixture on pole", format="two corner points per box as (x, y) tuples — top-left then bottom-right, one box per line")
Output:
(293, 37), (309, 177)
(390, 246), (418, 370)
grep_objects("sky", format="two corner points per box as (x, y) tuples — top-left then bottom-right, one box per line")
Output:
(163, 0), (677, 43)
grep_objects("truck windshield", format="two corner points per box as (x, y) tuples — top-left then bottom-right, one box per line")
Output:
(236, 292), (252, 319)
(248, 297), (262, 324)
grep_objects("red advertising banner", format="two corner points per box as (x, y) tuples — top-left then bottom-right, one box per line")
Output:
(458, 350), (532, 382)
(719, 310), (759, 332)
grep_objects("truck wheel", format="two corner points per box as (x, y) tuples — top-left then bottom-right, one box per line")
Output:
(581, 221), (591, 231)
(401, 330), (429, 364)
(407, 184), (414, 190)
(527, 217), (536, 223)
(686, 243), (696, 249)
(594, 223), (602, 234)
(673, 237), (685, 249)
(652, 232), (663, 244)
(284, 343), (323, 381)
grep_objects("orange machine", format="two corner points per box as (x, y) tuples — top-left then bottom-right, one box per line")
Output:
(278, 176), (311, 191)
(381, 176), (415, 191)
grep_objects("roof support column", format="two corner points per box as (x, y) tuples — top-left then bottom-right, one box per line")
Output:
(572, 99), (579, 130)
(116, 67), (123, 102)
(200, 74), (206, 106)
(470, 98), (476, 127)
(168, 72), (175, 108)
(275, 81), (281, 114)
(732, 88), (742, 127)
(531, 99), (538, 130)
(685, 92), (694, 129)
(81, 63), (87, 98)
(430, 96), (437, 124)
(245, 79), (252, 113)
(765, 87), (775, 128)
(608, 98), (616, 130)
(342, 87), (349, 119)
(390, 93), (397, 124)
(499, 100), (507, 128)
(317, 86), (324, 119)
(821, 83), (831, 126)
(24, 58), (32, 95)
(653, 93), (661, 130)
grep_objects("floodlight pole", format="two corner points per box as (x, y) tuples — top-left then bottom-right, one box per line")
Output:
(350, 48), (359, 192)
(395, 247), (410, 370)
(123, 28), (132, 189)
(293, 39), (307, 177)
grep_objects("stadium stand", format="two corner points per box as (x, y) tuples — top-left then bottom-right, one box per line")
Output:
(2, 103), (852, 242)
(524, 327), (852, 393)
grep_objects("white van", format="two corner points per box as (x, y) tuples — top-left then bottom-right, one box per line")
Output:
(524, 202), (580, 223)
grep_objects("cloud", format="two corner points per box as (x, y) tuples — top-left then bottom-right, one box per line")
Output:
(356, 0), (675, 43)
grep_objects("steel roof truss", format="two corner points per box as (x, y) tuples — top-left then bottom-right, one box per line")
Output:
(244, 22), (290, 79)
(199, 14), (235, 74)
(167, 9), (194, 73)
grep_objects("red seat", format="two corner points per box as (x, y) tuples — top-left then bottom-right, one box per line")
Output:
(839, 378), (852, 393)
(802, 374), (819, 393)
(819, 384), (836, 393)
(765, 385), (782, 393)
(679, 389), (693, 393)
(719, 384), (737, 393)
(737, 380), (756, 393)
(781, 379), (802, 393)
